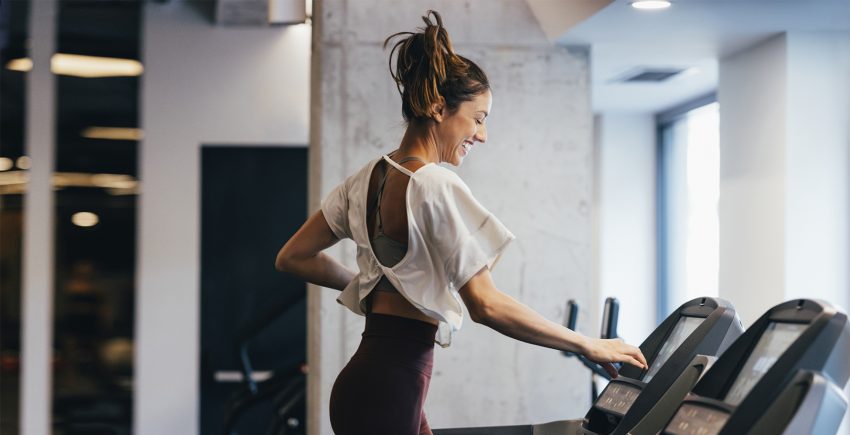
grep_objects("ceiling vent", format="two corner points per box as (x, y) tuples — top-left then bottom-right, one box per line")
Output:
(615, 67), (687, 83)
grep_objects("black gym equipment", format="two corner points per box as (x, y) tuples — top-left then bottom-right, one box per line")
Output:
(221, 291), (307, 435)
(660, 298), (850, 435)
(562, 298), (622, 402)
(435, 296), (744, 435)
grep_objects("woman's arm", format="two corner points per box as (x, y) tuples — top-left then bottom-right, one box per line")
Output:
(275, 210), (357, 291)
(459, 267), (648, 377)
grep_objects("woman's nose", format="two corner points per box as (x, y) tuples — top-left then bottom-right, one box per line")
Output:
(474, 125), (487, 143)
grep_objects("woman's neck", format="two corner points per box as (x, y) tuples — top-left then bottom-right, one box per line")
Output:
(396, 121), (441, 164)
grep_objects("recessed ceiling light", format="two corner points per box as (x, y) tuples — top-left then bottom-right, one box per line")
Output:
(631, 0), (672, 10)
(81, 127), (144, 141)
(5, 58), (33, 72)
(51, 54), (143, 78)
(17, 156), (32, 170)
(72, 212), (99, 228)
(7, 55), (143, 77)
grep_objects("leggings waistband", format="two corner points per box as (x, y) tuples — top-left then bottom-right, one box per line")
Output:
(362, 313), (438, 346)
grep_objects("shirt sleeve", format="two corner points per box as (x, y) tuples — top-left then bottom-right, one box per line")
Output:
(419, 172), (515, 290)
(320, 181), (352, 240)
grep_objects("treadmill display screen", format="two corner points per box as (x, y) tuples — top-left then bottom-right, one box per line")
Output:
(595, 382), (642, 416)
(724, 322), (806, 406)
(665, 403), (730, 435)
(643, 316), (704, 382)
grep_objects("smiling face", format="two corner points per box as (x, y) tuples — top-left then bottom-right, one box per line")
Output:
(435, 90), (492, 166)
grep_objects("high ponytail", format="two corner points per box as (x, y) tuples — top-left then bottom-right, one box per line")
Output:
(384, 10), (490, 122)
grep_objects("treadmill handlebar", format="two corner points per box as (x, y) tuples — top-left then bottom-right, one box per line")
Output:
(566, 299), (579, 331)
(562, 298), (620, 380)
(601, 297), (619, 340)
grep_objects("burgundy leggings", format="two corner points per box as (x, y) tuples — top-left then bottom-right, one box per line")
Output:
(330, 313), (438, 435)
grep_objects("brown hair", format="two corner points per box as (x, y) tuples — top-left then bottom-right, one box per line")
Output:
(384, 10), (490, 123)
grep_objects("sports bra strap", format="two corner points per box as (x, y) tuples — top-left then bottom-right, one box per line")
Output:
(374, 154), (427, 234)
(382, 155), (422, 176)
(397, 155), (426, 165)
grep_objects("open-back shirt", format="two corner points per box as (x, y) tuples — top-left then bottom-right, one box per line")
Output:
(321, 155), (515, 347)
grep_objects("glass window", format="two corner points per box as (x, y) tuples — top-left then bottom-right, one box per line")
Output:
(51, 0), (142, 432)
(0, 1), (31, 433)
(658, 100), (720, 319)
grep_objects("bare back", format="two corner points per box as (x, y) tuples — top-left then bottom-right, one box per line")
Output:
(365, 156), (437, 325)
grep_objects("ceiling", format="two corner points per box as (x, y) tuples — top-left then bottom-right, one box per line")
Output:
(553, 0), (850, 113)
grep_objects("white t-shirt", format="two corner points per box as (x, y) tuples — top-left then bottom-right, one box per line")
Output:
(321, 155), (515, 346)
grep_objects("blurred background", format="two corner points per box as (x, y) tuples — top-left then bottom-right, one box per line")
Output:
(0, 0), (847, 434)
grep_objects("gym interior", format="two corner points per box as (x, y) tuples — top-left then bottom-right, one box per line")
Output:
(1, 0), (849, 434)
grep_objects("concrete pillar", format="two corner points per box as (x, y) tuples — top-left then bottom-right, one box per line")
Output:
(310, 1), (595, 432)
(718, 31), (850, 434)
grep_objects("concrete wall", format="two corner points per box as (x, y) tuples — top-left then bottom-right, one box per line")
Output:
(137, 3), (310, 434)
(594, 113), (657, 344)
(310, 0), (595, 433)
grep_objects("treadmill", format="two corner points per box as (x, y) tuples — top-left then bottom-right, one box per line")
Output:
(660, 298), (850, 435)
(434, 297), (743, 435)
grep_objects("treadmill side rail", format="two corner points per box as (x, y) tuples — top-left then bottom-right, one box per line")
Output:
(433, 425), (534, 435)
(744, 370), (848, 435)
(532, 418), (587, 435)
(626, 355), (717, 435)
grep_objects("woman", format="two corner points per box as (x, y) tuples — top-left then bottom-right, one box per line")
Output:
(275, 10), (647, 435)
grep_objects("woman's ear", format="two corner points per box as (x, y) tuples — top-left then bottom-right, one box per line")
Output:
(430, 99), (446, 123)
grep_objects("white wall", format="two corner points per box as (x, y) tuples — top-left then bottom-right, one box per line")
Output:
(719, 31), (850, 323)
(137, 3), (310, 434)
(719, 31), (850, 434)
(20, 1), (57, 434)
(718, 34), (788, 326)
(784, 32), (850, 310)
(785, 32), (850, 435)
(594, 113), (657, 344)
(311, 1), (595, 433)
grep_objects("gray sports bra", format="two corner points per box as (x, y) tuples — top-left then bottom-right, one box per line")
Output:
(371, 155), (425, 292)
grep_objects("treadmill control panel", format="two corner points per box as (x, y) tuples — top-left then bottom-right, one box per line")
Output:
(724, 322), (806, 405)
(595, 382), (642, 416)
(644, 315), (704, 382)
(665, 403), (730, 435)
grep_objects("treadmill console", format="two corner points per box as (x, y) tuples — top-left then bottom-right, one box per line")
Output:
(592, 315), (704, 417)
(582, 298), (742, 435)
(595, 382), (642, 416)
(661, 299), (850, 435)
(643, 316), (704, 383)
(665, 403), (729, 435)
(724, 322), (806, 406)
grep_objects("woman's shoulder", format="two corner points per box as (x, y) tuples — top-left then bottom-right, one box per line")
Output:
(410, 164), (467, 190)
(408, 164), (473, 206)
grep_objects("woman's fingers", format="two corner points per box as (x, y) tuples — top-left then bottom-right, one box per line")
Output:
(584, 338), (648, 371)
(616, 341), (648, 369)
(625, 356), (644, 369)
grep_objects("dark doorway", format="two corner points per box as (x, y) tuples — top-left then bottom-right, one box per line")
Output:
(200, 146), (308, 435)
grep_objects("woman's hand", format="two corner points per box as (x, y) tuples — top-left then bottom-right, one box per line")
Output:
(459, 268), (649, 378)
(581, 338), (648, 378)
